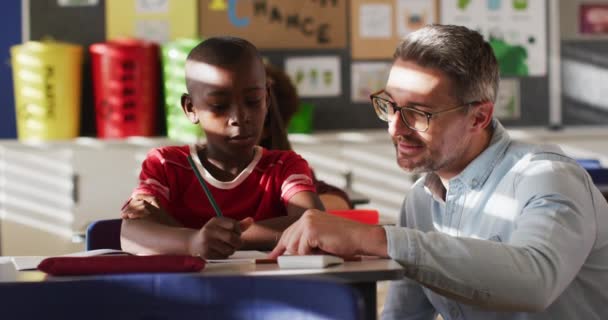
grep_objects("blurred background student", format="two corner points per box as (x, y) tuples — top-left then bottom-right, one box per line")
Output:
(260, 63), (352, 211)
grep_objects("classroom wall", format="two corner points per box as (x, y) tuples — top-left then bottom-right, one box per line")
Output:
(0, 1), (21, 139)
(559, 0), (608, 126)
(28, 0), (105, 137)
(2, 0), (607, 137)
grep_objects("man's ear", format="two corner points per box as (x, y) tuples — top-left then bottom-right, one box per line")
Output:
(181, 93), (199, 124)
(470, 101), (494, 132)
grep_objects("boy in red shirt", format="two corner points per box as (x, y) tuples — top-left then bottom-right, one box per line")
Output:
(120, 37), (324, 259)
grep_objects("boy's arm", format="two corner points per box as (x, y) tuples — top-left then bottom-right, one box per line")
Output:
(121, 194), (183, 226)
(120, 196), (249, 258)
(240, 150), (323, 250)
(120, 196), (194, 255)
(120, 217), (196, 255)
(240, 190), (324, 250)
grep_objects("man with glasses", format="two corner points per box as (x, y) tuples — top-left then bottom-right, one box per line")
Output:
(270, 24), (608, 319)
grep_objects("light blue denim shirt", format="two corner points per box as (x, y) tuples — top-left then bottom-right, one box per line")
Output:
(382, 120), (608, 320)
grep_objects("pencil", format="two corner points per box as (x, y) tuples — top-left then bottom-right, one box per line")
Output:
(187, 155), (223, 217)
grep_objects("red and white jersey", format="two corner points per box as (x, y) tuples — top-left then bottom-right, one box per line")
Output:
(130, 145), (316, 228)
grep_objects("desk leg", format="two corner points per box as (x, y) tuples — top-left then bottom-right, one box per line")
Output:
(350, 282), (377, 320)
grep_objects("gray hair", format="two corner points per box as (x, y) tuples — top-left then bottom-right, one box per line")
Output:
(393, 24), (499, 104)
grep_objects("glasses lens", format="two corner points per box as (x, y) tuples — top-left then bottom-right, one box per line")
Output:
(372, 97), (391, 121)
(401, 108), (428, 131)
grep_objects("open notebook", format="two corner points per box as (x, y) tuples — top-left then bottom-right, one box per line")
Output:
(206, 251), (269, 264)
(12, 249), (126, 271)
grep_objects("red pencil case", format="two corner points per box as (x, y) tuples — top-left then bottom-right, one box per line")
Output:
(38, 255), (205, 276)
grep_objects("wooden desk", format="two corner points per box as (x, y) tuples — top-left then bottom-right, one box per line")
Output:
(0, 257), (404, 320)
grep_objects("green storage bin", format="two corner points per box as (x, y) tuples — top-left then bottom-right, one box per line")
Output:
(161, 38), (203, 142)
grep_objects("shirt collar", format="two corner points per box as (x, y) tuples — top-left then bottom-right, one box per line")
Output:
(424, 119), (512, 196)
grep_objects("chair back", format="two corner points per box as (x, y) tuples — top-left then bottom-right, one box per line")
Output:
(328, 209), (379, 224)
(1, 275), (364, 320)
(86, 219), (122, 250)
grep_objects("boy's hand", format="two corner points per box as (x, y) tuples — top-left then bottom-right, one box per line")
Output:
(189, 217), (254, 259)
(121, 195), (160, 219)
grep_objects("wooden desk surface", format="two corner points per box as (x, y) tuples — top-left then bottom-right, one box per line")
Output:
(203, 258), (404, 283)
(0, 257), (405, 284)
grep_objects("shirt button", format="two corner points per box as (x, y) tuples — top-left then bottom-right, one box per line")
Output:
(471, 178), (479, 187)
(449, 304), (461, 318)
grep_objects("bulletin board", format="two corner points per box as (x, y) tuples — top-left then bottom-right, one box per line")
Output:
(351, 0), (438, 59)
(199, 0), (347, 49)
(20, 0), (560, 135)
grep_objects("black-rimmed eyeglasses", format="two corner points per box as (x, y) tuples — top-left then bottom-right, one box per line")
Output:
(370, 89), (477, 132)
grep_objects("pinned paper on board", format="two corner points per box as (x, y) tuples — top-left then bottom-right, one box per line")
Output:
(494, 78), (520, 120)
(351, 0), (438, 59)
(351, 62), (391, 102)
(396, 0), (436, 37)
(106, 0), (197, 43)
(285, 56), (341, 97)
(57, 0), (99, 6)
(135, 19), (170, 43)
(441, 0), (547, 76)
(136, 0), (169, 14)
(359, 4), (392, 39)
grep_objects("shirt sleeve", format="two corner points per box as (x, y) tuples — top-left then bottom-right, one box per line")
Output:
(382, 278), (437, 320)
(129, 148), (171, 210)
(383, 159), (600, 312)
(381, 199), (437, 320)
(279, 151), (316, 204)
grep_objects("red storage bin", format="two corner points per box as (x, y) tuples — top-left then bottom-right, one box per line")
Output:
(90, 39), (159, 138)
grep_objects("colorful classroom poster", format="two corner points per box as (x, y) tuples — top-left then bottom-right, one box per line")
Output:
(351, 62), (392, 102)
(580, 4), (608, 35)
(285, 56), (341, 97)
(351, 0), (438, 59)
(106, 0), (198, 43)
(441, 0), (547, 76)
(396, 0), (436, 37)
(57, 0), (99, 6)
(359, 4), (393, 39)
(494, 78), (521, 120)
(199, 0), (347, 49)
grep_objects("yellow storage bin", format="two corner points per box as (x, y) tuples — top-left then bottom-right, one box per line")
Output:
(11, 41), (83, 141)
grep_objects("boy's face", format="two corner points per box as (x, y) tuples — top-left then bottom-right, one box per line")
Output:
(182, 55), (268, 158)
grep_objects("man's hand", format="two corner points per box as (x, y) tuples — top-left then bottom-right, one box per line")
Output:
(189, 217), (254, 259)
(268, 209), (388, 259)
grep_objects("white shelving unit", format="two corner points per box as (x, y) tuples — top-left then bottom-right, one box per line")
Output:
(1, 127), (607, 255)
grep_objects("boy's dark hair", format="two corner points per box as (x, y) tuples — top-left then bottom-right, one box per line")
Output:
(185, 36), (264, 93)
